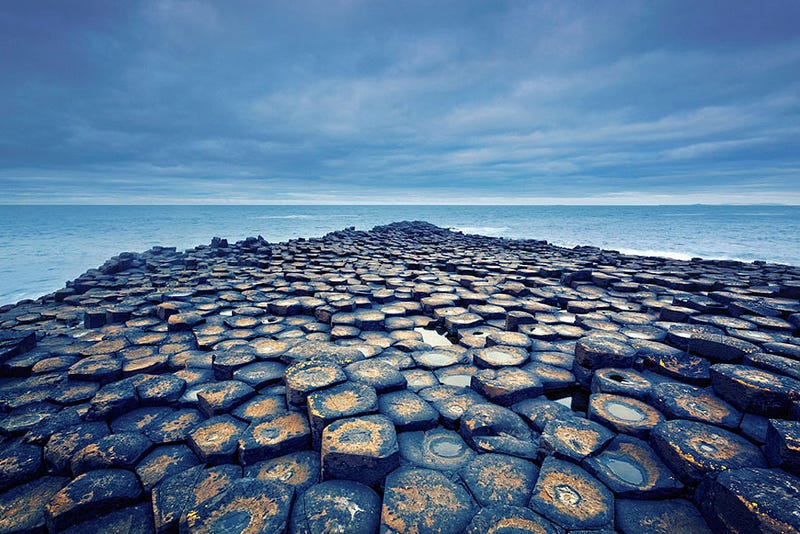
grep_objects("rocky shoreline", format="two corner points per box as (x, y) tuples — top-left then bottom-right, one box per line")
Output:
(0, 220), (799, 533)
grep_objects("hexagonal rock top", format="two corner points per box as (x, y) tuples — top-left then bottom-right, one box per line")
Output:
(321, 414), (399, 486)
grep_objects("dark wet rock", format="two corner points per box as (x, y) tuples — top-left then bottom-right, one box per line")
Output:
(591, 367), (652, 399)
(152, 464), (241, 533)
(143, 408), (204, 444)
(0, 442), (42, 492)
(765, 419), (800, 474)
(244, 450), (319, 494)
(307, 382), (378, 447)
(615, 498), (711, 534)
(460, 453), (539, 507)
(196, 379), (256, 417)
(187, 414), (247, 465)
(238, 411), (310, 465)
(231, 394), (287, 423)
(512, 397), (575, 432)
(529, 456), (614, 531)
(688, 333), (759, 363)
(539, 415), (614, 462)
(321, 414), (399, 486)
(650, 381), (742, 429)
(710, 363), (800, 416)
(135, 443), (199, 493)
(284, 359), (347, 407)
(290, 480), (381, 534)
(472, 367), (543, 406)
(378, 389), (439, 431)
(397, 427), (475, 472)
(635, 340), (710, 385)
(179, 478), (293, 534)
(380, 467), (478, 534)
(86, 377), (139, 420)
(45, 469), (142, 531)
(71, 432), (152, 474)
(44, 421), (110, 473)
(466, 505), (561, 534)
(1, 477), (64, 533)
(60, 502), (153, 534)
(650, 419), (767, 484)
(696, 467), (800, 534)
(583, 434), (683, 498)
(460, 403), (539, 459)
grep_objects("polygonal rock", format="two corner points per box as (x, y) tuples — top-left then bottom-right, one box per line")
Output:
(529, 456), (614, 531)
(44, 422), (110, 473)
(135, 444), (200, 493)
(588, 393), (664, 438)
(0, 442), (42, 492)
(473, 346), (529, 368)
(344, 359), (407, 393)
(615, 498), (711, 534)
(380, 468), (478, 534)
(710, 363), (800, 417)
(650, 419), (766, 484)
(765, 419), (800, 475)
(397, 427), (476, 472)
(187, 414), (247, 465)
(650, 381), (742, 429)
(71, 432), (152, 474)
(471, 367), (543, 406)
(460, 403), (539, 459)
(196, 380), (256, 417)
(284, 359), (347, 407)
(321, 414), (399, 486)
(244, 450), (320, 494)
(583, 434), (683, 498)
(460, 453), (538, 507)
(238, 411), (311, 465)
(289, 480), (381, 534)
(378, 389), (439, 431)
(466, 505), (561, 534)
(45, 469), (142, 531)
(0, 476), (68, 534)
(180, 478), (294, 533)
(539, 416), (615, 462)
(307, 382), (378, 447)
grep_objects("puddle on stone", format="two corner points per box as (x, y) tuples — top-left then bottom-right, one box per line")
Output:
(698, 442), (717, 454)
(606, 458), (645, 485)
(554, 396), (574, 409)
(439, 374), (473, 387)
(606, 401), (645, 422)
(428, 437), (465, 458)
(417, 351), (459, 368)
(553, 484), (581, 506)
(414, 327), (455, 347)
(482, 349), (521, 365)
(220, 309), (234, 317)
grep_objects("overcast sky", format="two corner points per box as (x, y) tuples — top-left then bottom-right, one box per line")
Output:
(1, 0), (799, 204)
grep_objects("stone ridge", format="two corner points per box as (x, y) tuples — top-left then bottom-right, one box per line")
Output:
(0, 220), (799, 533)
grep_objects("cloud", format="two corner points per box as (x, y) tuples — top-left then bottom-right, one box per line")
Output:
(0, 0), (798, 204)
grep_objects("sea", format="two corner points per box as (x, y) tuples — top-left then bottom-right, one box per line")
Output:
(1, 205), (799, 306)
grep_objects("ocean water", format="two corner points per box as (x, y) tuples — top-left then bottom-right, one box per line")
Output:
(1, 205), (799, 306)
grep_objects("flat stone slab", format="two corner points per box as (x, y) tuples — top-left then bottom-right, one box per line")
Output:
(471, 367), (543, 406)
(528, 456), (615, 531)
(284, 359), (347, 407)
(650, 381), (742, 429)
(45, 468), (142, 531)
(380, 467), (478, 534)
(583, 434), (683, 498)
(238, 411), (311, 465)
(180, 478), (294, 533)
(378, 389), (439, 431)
(615, 498), (711, 534)
(588, 393), (664, 438)
(460, 403), (539, 459)
(321, 414), (399, 486)
(307, 381), (378, 447)
(244, 450), (319, 494)
(466, 505), (561, 534)
(290, 480), (381, 534)
(539, 415), (615, 462)
(0, 476), (68, 534)
(397, 427), (476, 472)
(650, 419), (767, 484)
(460, 453), (539, 507)
(696, 467), (800, 533)
(187, 414), (247, 465)
(710, 363), (800, 416)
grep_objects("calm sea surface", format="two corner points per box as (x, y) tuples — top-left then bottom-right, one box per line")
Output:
(1, 205), (799, 305)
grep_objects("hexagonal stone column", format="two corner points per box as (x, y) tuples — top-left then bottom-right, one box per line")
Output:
(307, 382), (378, 448)
(320, 414), (399, 486)
(289, 480), (381, 534)
(380, 468), (478, 534)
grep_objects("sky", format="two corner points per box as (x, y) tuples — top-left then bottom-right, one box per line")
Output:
(1, 0), (799, 205)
